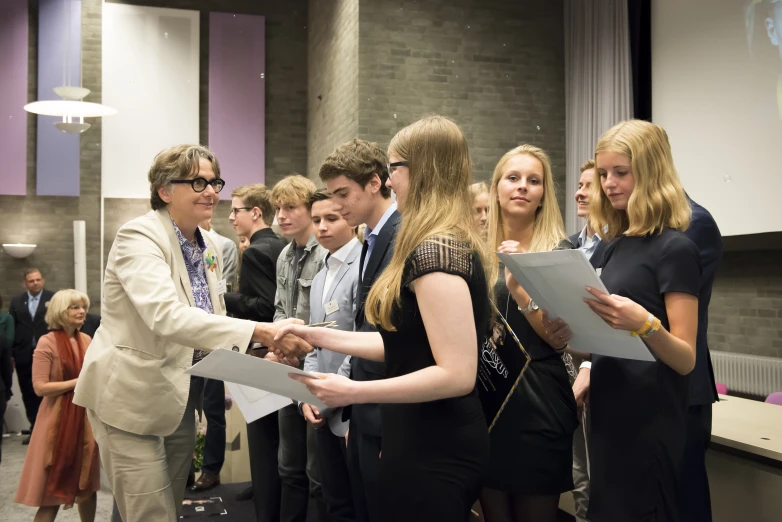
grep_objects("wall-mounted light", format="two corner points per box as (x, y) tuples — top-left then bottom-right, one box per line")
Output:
(2, 244), (38, 258)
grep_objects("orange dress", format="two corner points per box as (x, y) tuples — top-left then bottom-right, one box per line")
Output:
(14, 331), (100, 507)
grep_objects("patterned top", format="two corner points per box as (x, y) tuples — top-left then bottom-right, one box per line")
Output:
(172, 219), (213, 363)
(402, 236), (474, 289)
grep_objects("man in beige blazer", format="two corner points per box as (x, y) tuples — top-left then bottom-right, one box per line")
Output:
(74, 145), (311, 522)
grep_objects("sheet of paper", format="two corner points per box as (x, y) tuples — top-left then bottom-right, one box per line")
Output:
(497, 250), (655, 362)
(225, 381), (292, 423)
(187, 349), (327, 409)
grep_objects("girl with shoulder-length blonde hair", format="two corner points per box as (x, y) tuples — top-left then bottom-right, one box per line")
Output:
(479, 144), (578, 522)
(574, 119), (700, 522)
(281, 115), (492, 522)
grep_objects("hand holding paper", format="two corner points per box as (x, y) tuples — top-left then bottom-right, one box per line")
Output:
(289, 372), (360, 408)
(497, 250), (654, 361)
(583, 286), (650, 333)
(540, 310), (573, 350)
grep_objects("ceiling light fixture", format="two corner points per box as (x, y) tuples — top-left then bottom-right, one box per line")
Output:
(23, 0), (116, 133)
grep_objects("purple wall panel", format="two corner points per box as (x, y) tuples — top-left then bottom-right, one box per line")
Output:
(36, 0), (81, 197)
(209, 13), (265, 195)
(0, 0), (29, 196)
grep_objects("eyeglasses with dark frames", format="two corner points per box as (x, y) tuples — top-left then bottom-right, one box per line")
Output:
(169, 177), (226, 193)
(230, 207), (253, 216)
(387, 161), (408, 176)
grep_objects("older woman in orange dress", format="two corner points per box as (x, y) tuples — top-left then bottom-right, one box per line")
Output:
(15, 289), (99, 522)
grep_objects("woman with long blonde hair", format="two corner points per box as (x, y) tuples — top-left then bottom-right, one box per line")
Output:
(480, 145), (578, 522)
(577, 120), (699, 522)
(280, 115), (492, 521)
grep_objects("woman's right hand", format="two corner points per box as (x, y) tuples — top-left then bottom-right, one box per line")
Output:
(541, 311), (573, 350)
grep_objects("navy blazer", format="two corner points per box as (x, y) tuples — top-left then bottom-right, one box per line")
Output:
(9, 288), (54, 365)
(684, 198), (723, 406)
(345, 208), (402, 437)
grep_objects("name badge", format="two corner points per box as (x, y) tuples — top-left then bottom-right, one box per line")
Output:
(217, 279), (227, 295)
(324, 300), (339, 316)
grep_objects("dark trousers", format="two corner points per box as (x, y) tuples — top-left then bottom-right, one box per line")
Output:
(278, 403), (324, 522)
(16, 362), (41, 428)
(201, 378), (226, 475)
(247, 413), (281, 522)
(346, 422), (382, 522)
(315, 426), (355, 522)
(0, 397), (6, 464)
(680, 403), (713, 522)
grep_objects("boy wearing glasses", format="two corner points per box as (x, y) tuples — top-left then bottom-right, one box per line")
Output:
(222, 183), (287, 519)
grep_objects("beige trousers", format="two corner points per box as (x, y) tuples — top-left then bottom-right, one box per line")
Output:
(88, 381), (201, 522)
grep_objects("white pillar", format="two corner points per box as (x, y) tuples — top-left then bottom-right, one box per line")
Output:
(73, 220), (87, 294)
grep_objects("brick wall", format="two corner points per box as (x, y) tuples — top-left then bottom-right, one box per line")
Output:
(306, 0), (359, 180)
(356, 0), (567, 212)
(708, 250), (782, 358)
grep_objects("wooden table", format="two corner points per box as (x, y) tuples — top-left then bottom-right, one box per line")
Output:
(708, 395), (782, 522)
(711, 394), (782, 462)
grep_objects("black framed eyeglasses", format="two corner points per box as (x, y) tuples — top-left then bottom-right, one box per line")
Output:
(170, 177), (225, 193)
(387, 161), (408, 176)
(230, 207), (252, 216)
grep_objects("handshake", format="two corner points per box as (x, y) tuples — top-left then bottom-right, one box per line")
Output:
(251, 318), (313, 366)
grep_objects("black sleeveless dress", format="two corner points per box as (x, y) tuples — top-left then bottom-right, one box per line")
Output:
(376, 237), (491, 522)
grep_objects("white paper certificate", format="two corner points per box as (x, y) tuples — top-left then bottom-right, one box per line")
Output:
(497, 250), (655, 362)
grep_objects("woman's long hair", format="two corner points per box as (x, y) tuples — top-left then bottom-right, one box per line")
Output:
(589, 120), (691, 239)
(486, 145), (568, 284)
(364, 115), (492, 331)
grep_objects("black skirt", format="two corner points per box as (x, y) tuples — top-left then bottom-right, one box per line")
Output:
(483, 355), (578, 494)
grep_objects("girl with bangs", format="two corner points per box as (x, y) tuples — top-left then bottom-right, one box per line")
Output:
(281, 115), (492, 521)
(582, 119), (700, 522)
(480, 145), (578, 522)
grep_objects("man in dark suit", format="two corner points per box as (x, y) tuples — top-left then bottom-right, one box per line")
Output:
(319, 138), (400, 522)
(679, 196), (723, 522)
(9, 268), (54, 443)
(224, 183), (288, 521)
(81, 313), (102, 338)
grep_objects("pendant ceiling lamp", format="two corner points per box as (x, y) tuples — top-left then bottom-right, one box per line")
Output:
(23, 0), (116, 133)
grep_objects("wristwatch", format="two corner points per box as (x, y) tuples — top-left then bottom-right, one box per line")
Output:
(518, 298), (539, 315)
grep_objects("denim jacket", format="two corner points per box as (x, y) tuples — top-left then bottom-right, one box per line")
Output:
(273, 234), (327, 323)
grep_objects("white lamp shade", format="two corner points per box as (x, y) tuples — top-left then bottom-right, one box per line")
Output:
(2, 244), (37, 258)
(23, 100), (118, 118)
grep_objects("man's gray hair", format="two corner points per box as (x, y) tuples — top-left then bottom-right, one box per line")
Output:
(148, 144), (221, 210)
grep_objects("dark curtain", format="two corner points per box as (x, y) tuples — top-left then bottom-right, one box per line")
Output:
(628, 0), (652, 121)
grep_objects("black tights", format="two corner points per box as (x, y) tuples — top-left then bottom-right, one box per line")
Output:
(480, 488), (560, 522)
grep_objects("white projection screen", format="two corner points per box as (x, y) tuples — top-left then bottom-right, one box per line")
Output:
(102, 4), (200, 199)
(652, 0), (782, 236)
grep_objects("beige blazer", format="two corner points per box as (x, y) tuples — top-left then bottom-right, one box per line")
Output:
(74, 209), (255, 437)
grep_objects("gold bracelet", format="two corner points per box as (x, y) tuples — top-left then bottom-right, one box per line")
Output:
(640, 317), (662, 339)
(631, 314), (655, 337)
